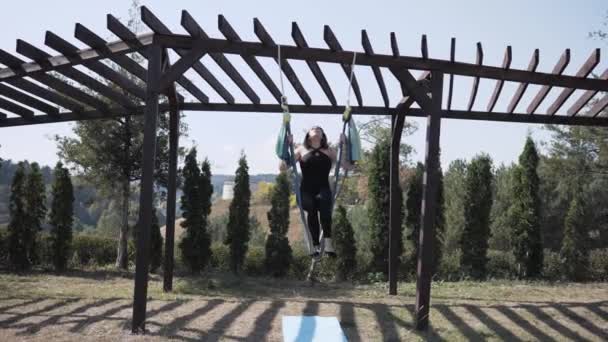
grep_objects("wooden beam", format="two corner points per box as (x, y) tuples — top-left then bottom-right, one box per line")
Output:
(0, 111), (7, 120)
(421, 35), (428, 59)
(75, 23), (147, 82)
(132, 44), (161, 334)
(45, 31), (146, 100)
(527, 49), (570, 114)
(487, 46), (512, 112)
(254, 18), (311, 105)
(390, 68), (433, 110)
(507, 49), (540, 113)
(588, 95), (608, 117)
(292, 22), (336, 106)
(389, 109), (408, 295)
(156, 34), (608, 93)
(568, 68), (608, 116)
(0, 97), (34, 119)
(6, 78), (83, 113)
(16, 39), (134, 109)
(467, 42), (483, 111)
(0, 83), (59, 115)
(415, 71), (443, 331)
(548, 49), (601, 115)
(324, 25), (363, 106)
(107, 14), (209, 103)
(141, 6), (234, 104)
(219, 15), (282, 103)
(157, 44), (208, 92)
(447, 38), (455, 111)
(181, 10), (260, 104)
(3, 102), (608, 128)
(0, 49), (108, 112)
(163, 84), (179, 293)
(390, 32), (407, 95)
(362, 30), (389, 107)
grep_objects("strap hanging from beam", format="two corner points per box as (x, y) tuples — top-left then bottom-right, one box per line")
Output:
(255, 18), (311, 106)
(324, 25), (363, 106)
(292, 22), (336, 106)
(447, 38), (456, 111)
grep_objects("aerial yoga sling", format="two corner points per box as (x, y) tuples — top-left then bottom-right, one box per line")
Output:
(275, 46), (362, 262)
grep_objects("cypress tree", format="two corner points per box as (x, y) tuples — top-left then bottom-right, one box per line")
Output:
(510, 137), (542, 278)
(25, 162), (46, 266)
(560, 189), (589, 281)
(225, 153), (251, 274)
(367, 136), (403, 275)
(460, 154), (493, 279)
(179, 148), (212, 273)
(333, 205), (357, 281)
(8, 162), (29, 271)
(264, 172), (292, 277)
(49, 162), (74, 272)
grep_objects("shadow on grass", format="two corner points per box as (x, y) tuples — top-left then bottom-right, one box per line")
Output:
(0, 293), (605, 340)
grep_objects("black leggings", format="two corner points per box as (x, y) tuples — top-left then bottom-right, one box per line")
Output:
(301, 187), (332, 246)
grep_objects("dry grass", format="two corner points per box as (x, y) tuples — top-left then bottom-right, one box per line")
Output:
(0, 271), (607, 341)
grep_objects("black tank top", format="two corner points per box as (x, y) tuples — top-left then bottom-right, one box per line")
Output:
(300, 147), (332, 192)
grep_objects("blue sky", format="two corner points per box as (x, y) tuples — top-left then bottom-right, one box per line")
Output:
(0, 0), (606, 174)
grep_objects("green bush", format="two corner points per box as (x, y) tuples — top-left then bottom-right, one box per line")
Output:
(589, 248), (608, 281)
(289, 246), (311, 280)
(487, 250), (517, 279)
(210, 243), (229, 272)
(542, 250), (561, 281)
(243, 246), (265, 276)
(71, 235), (116, 266)
(437, 251), (463, 281)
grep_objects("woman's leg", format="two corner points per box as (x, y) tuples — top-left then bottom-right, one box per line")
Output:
(318, 187), (333, 239)
(301, 190), (321, 246)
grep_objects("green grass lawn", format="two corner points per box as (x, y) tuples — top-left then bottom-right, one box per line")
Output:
(0, 270), (606, 341)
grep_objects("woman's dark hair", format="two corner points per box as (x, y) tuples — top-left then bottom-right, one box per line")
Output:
(303, 126), (328, 149)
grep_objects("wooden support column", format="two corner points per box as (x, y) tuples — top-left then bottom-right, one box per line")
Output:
(415, 71), (444, 331)
(132, 44), (162, 333)
(389, 111), (406, 295)
(163, 93), (179, 293)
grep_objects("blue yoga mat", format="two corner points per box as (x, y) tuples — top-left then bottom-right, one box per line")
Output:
(282, 316), (348, 342)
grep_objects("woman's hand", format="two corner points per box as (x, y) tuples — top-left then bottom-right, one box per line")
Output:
(287, 134), (294, 146)
(339, 133), (347, 145)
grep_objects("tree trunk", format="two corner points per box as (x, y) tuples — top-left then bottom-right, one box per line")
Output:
(115, 178), (130, 270)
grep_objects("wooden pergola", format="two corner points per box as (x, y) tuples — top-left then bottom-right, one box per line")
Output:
(1, 6), (606, 333)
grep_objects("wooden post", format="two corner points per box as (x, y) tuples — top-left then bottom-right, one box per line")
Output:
(415, 71), (443, 331)
(389, 112), (406, 295)
(163, 103), (179, 292)
(131, 44), (161, 333)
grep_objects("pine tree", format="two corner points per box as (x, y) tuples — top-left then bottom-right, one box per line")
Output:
(179, 148), (212, 273)
(149, 210), (163, 273)
(560, 189), (589, 281)
(8, 162), (29, 271)
(333, 205), (357, 281)
(225, 153), (251, 274)
(367, 136), (403, 275)
(49, 162), (74, 272)
(460, 154), (493, 279)
(24, 162), (46, 266)
(264, 172), (292, 277)
(510, 137), (543, 278)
